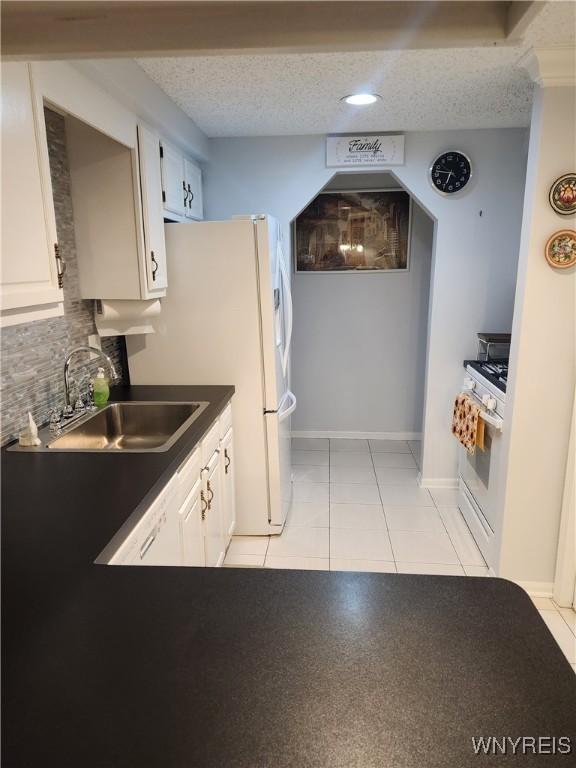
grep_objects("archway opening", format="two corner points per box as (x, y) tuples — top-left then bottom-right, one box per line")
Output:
(289, 170), (435, 466)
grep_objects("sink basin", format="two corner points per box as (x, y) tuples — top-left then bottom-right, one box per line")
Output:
(46, 401), (209, 452)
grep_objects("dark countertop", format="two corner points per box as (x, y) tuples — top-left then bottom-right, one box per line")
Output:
(2, 385), (235, 570)
(2, 387), (575, 767)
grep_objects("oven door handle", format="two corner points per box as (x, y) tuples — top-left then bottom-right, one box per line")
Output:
(479, 410), (503, 431)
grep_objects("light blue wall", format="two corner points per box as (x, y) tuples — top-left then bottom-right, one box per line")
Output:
(204, 129), (527, 478)
(291, 174), (433, 435)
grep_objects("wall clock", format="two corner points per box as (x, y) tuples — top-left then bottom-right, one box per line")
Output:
(549, 173), (576, 216)
(545, 230), (576, 270)
(430, 151), (472, 195)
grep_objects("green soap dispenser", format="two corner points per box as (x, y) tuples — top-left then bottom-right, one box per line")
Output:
(92, 367), (110, 407)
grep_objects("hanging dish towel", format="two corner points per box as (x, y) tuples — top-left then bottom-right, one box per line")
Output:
(452, 393), (483, 453)
(476, 415), (485, 452)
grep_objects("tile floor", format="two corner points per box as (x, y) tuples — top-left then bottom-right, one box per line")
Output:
(225, 438), (486, 576)
(531, 596), (576, 673)
(224, 436), (576, 672)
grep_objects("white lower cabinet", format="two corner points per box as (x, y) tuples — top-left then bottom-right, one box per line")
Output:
(202, 450), (226, 567)
(179, 479), (205, 566)
(220, 427), (236, 539)
(105, 401), (235, 568)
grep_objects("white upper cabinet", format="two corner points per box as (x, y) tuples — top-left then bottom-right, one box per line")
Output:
(1, 63), (63, 327)
(27, 63), (171, 303)
(137, 124), (168, 292)
(160, 139), (186, 218)
(160, 139), (203, 222)
(64, 114), (146, 301)
(184, 157), (204, 221)
(1, 61), (205, 317)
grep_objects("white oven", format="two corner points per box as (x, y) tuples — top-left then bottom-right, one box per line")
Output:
(458, 366), (505, 568)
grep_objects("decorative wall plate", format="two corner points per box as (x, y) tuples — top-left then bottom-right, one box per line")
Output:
(549, 173), (576, 215)
(545, 230), (576, 269)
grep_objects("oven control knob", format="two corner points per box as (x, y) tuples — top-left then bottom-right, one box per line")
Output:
(464, 377), (475, 391)
(482, 394), (497, 411)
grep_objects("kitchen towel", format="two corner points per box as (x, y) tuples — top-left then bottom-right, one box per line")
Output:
(476, 415), (485, 451)
(452, 393), (483, 453)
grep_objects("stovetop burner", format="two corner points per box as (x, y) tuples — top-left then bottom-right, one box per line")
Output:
(480, 361), (508, 384)
(465, 359), (509, 394)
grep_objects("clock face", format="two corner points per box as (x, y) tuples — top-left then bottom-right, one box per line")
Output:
(430, 151), (472, 195)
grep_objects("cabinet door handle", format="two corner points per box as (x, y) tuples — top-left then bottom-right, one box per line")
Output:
(151, 250), (159, 281)
(183, 180), (188, 206)
(207, 480), (214, 508)
(188, 183), (194, 206)
(224, 449), (231, 474)
(54, 243), (66, 288)
(201, 490), (208, 521)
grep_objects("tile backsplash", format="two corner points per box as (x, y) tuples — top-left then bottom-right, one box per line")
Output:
(0, 109), (128, 445)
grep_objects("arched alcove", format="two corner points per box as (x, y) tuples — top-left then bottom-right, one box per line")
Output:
(289, 170), (436, 458)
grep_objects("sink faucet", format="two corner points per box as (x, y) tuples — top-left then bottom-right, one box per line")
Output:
(64, 345), (118, 408)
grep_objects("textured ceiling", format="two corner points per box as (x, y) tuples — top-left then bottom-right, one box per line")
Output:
(138, 2), (575, 137)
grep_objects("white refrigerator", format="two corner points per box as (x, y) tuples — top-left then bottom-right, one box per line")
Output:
(126, 215), (295, 535)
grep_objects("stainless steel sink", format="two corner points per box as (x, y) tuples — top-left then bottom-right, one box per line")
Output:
(32, 401), (209, 453)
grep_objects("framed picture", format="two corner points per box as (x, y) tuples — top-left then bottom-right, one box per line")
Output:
(294, 190), (411, 273)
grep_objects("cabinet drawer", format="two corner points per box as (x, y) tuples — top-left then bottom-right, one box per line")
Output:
(175, 445), (201, 510)
(201, 420), (220, 465)
(219, 402), (233, 439)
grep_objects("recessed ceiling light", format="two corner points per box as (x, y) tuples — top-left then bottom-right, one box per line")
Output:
(341, 93), (381, 106)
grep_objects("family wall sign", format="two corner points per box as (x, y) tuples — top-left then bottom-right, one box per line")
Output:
(326, 134), (405, 167)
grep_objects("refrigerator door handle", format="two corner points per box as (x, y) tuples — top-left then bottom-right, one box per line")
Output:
(278, 390), (297, 422)
(277, 239), (293, 378)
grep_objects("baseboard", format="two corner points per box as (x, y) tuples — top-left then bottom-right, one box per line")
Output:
(515, 581), (554, 597)
(418, 476), (459, 489)
(291, 430), (422, 441)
